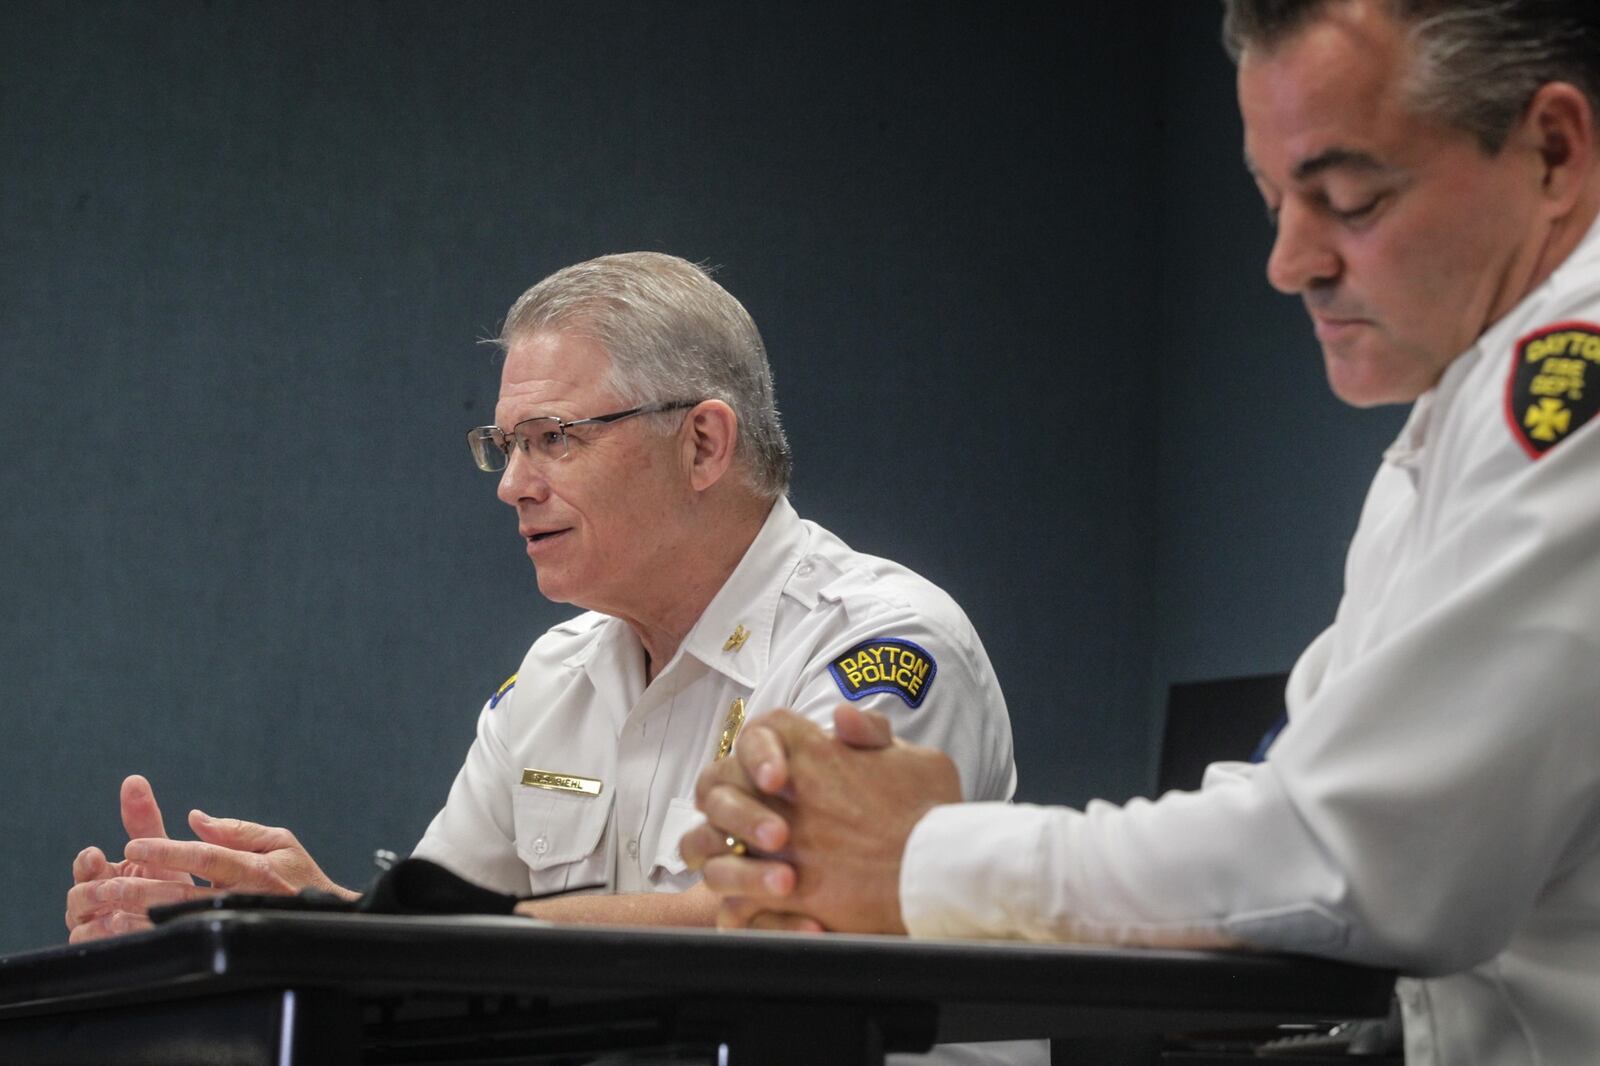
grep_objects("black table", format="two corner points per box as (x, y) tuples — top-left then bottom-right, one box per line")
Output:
(0, 911), (1394, 1064)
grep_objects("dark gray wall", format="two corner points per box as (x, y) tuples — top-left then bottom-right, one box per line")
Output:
(0, 2), (1405, 959)
(1150, 4), (1406, 701)
(1, 2), (1165, 955)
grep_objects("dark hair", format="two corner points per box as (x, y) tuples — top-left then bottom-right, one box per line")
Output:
(1221, 0), (1600, 151)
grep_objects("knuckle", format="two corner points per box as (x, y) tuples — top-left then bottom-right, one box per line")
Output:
(193, 847), (221, 879)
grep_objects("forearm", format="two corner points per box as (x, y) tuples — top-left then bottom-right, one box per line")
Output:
(515, 882), (718, 927)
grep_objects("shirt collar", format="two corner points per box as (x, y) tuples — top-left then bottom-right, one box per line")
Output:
(678, 496), (807, 687)
(1384, 209), (1600, 470)
(560, 499), (806, 691)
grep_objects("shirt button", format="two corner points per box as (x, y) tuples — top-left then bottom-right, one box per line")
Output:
(796, 561), (813, 576)
(626, 838), (639, 858)
(532, 836), (549, 856)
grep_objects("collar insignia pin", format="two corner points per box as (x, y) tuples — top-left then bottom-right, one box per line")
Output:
(723, 625), (750, 652)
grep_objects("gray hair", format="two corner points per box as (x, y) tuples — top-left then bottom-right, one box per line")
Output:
(498, 252), (792, 501)
(1221, 0), (1600, 152)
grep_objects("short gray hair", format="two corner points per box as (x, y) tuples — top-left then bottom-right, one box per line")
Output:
(499, 252), (792, 500)
(1221, 0), (1600, 152)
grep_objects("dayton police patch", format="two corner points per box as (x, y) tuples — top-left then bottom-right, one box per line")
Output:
(827, 638), (937, 709)
(1507, 321), (1600, 458)
(488, 673), (518, 709)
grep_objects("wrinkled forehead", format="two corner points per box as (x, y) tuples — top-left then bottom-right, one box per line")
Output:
(1237, 1), (1418, 177)
(495, 329), (618, 423)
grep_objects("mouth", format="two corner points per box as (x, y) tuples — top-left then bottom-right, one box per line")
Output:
(521, 527), (572, 550)
(1310, 313), (1371, 345)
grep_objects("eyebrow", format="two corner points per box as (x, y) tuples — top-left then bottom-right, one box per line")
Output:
(1292, 147), (1389, 181)
(1244, 147), (1391, 182)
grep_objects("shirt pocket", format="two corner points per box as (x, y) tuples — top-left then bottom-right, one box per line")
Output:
(512, 784), (616, 895)
(648, 796), (707, 891)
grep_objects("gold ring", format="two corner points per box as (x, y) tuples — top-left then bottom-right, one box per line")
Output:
(723, 834), (748, 857)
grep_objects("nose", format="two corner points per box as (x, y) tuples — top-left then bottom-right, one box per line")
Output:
(1265, 200), (1341, 295)
(496, 447), (551, 507)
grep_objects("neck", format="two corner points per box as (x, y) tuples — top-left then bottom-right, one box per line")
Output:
(1521, 176), (1600, 308)
(622, 497), (774, 681)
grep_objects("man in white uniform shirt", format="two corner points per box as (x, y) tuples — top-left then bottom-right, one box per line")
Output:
(686, 3), (1600, 1064)
(64, 252), (1039, 1064)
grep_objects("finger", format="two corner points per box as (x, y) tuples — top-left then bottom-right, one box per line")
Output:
(189, 810), (295, 853)
(120, 775), (171, 842)
(733, 722), (792, 795)
(695, 743), (757, 808)
(72, 846), (116, 885)
(124, 838), (263, 888)
(744, 909), (825, 934)
(66, 880), (116, 928)
(67, 909), (153, 944)
(117, 777), (194, 884)
(831, 703), (895, 749)
(67, 875), (214, 927)
(697, 782), (791, 853)
(700, 854), (797, 902)
(681, 822), (744, 871)
(104, 876), (216, 914)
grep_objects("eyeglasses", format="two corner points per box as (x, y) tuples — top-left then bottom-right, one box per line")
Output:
(467, 400), (700, 472)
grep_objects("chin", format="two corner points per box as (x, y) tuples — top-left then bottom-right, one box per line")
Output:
(532, 570), (574, 606)
(1324, 355), (1429, 409)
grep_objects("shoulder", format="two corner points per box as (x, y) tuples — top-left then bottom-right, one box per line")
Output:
(793, 520), (975, 644)
(528, 609), (610, 657)
(788, 525), (994, 705)
(1491, 237), (1600, 462)
(475, 610), (611, 712)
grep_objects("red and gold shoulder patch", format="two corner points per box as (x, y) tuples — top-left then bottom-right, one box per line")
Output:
(1505, 321), (1600, 459)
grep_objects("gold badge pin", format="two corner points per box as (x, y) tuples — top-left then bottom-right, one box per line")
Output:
(521, 769), (603, 796)
(714, 698), (746, 761)
(723, 625), (750, 652)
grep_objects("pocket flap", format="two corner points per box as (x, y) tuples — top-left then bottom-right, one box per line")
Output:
(513, 784), (616, 870)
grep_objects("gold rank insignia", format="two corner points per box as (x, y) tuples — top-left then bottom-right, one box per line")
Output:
(723, 625), (750, 652)
(521, 769), (602, 796)
(1508, 322), (1600, 458)
(714, 698), (746, 761)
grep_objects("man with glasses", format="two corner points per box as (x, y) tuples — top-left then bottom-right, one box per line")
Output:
(63, 253), (1040, 1060)
(687, 3), (1600, 1064)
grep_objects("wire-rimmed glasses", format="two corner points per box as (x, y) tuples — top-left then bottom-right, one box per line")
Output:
(467, 400), (700, 472)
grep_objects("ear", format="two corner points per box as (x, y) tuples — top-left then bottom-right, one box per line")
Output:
(681, 400), (740, 493)
(1523, 82), (1596, 215)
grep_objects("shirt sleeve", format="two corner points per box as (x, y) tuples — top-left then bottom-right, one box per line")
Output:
(783, 608), (1019, 804)
(903, 419), (1600, 973)
(410, 691), (530, 894)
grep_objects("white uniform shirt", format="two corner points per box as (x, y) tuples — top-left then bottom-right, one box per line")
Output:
(414, 495), (1018, 897)
(415, 498), (1039, 1066)
(901, 218), (1600, 1065)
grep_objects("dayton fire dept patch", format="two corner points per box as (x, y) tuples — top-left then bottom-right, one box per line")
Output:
(827, 638), (936, 709)
(1507, 321), (1600, 458)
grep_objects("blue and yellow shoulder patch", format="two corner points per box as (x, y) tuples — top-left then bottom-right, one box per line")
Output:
(488, 673), (518, 709)
(1506, 321), (1600, 458)
(827, 638), (936, 709)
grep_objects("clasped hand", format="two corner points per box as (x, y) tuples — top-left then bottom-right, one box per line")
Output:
(680, 704), (962, 935)
(65, 775), (356, 943)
